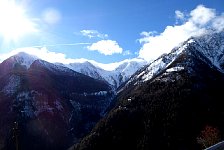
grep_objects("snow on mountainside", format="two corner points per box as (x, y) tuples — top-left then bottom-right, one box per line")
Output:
(63, 58), (147, 88)
(115, 59), (147, 83)
(123, 30), (224, 90)
(193, 31), (224, 70)
(64, 61), (105, 81)
(2, 74), (21, 95)
(0, 52), (38, 76)
(6, 52), (38, 68)
(124, 39), (194, 86)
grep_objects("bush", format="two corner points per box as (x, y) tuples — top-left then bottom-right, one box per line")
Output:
(197, 125), (221, 148)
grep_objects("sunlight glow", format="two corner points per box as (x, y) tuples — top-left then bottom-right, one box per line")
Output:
(0, 0), (38, 42)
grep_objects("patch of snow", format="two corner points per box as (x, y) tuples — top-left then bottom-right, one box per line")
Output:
(193, 31), (224, 71)
(166, 67), (184, 72)
(2, 75), (20, 95)
(81, 91), (108, 96)
(142, 58), (166, 82)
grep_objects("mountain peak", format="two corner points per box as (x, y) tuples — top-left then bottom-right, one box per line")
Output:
(9, 52), (38, 68)
(0, 52), (39, 76)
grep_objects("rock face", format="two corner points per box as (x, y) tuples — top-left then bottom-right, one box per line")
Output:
(73, 31), (224, 150)
(0, 53), (114, 150)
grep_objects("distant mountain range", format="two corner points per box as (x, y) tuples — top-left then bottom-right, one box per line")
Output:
(73, 30), (224, 150)
(60, 58), (147, 88)
(0, 51), (147, 89)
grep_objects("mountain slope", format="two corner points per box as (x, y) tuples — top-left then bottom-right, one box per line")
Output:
(73, 31), (224, 150)
(121, 31), (224, 92)
(0, 54), (115, 150)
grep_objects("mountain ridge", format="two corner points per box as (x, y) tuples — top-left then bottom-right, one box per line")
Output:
(0, 52), (147, 89)
(120, 31), (224, 93)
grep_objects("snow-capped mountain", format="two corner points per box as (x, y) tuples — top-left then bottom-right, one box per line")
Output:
(193, 31), (224, 70)
(123, 30), (224, 90)
(64, 58), (147, 88)
(7, 52), (38, 68)
(114, 59), (147, 83)
(64, 61), (105, 80)
(0, 52), (146, 89)
(0, 52), (38, 76)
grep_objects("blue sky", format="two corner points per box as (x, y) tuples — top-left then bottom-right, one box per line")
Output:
(0, 0), (224, 65)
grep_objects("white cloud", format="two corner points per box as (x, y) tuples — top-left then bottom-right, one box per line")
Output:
(212, 13), (224, 31)
(0, 42), (91, 60)
(138, 5), (224, 61)
(87, 40), (123, 55)
(175, 10), (185, 20)
(138, 31), (157, 43)
(42, 8), (61, 25)
(80, 30), (108, 39)
(190, 5), (215, 25)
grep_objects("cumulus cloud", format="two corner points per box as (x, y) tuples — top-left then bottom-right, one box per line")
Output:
(42, 8), (61, 25)
(138, 5), (224, 61)
(138, 31), (157, 43)
(80, 30), (108, 39)
(190, 5), (215, 25)
(87, 40), (123, 55)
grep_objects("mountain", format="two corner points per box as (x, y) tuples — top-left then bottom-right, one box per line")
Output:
(63, 59), (147, 89)
(73, 30), (224, 150)
(0, 53), (115, 150)
(120, 31), (224, 91)
(114, 59), (147, 85)
(0, 52), (37, 76)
